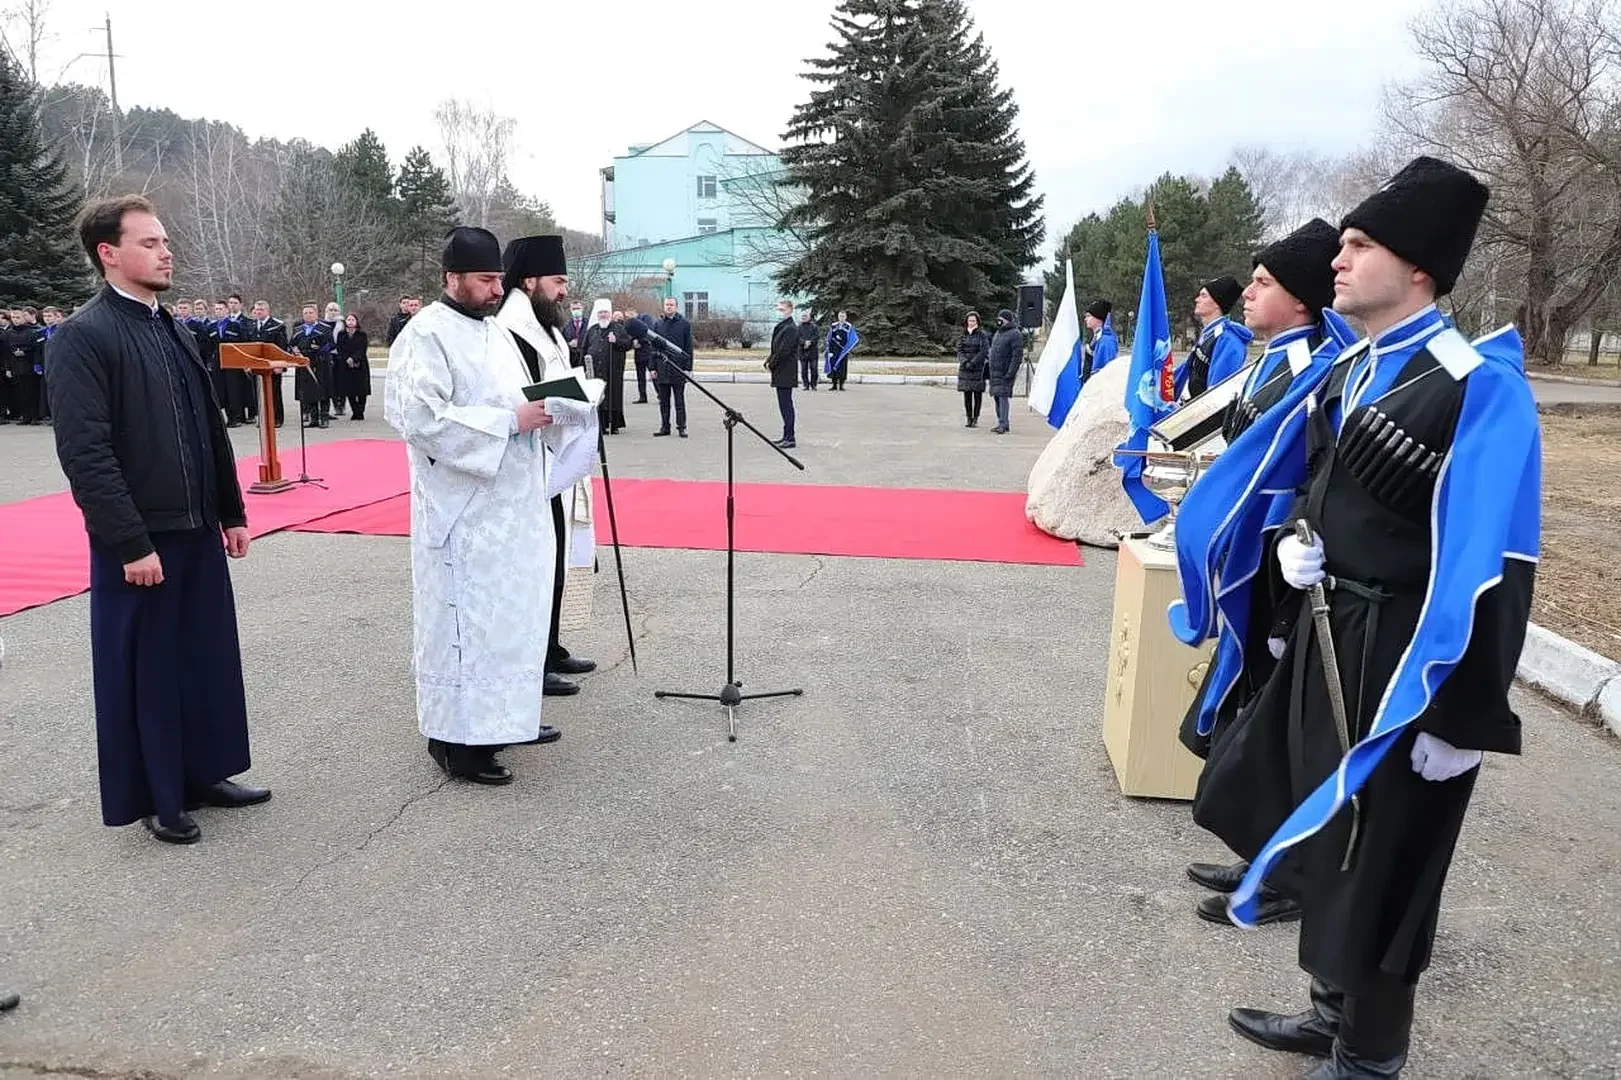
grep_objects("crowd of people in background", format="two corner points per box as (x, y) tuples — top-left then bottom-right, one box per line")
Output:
(1, 305), (66, 425)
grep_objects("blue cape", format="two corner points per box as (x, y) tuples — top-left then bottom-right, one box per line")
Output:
(1228, 325), (1542, 926)
(825, 325), (859, 374)
(1174, 318), (1255, 398)
(1167, 312), (1358, 739)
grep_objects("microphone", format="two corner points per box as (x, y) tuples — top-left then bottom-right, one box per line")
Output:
(621, 317), (690, 360)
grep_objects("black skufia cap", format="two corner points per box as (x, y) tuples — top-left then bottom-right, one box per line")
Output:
(1339, 156), (1488, 296)
(502, 235), (568, 291)
(441, 226), (503, 274)
(1201, 276), (1242, 314)
(1252, 218), (1340, 314)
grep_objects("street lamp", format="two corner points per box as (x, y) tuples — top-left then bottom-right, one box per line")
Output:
(662, 257), (676, 303)
(331, 261), (346, 311)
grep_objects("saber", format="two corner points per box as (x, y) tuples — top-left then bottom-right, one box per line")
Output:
(1294, 518), (1361, 869)
(597, 423), (637, 674)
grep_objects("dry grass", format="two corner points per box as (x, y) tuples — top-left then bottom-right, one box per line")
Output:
(1535, 406), (1621, 659)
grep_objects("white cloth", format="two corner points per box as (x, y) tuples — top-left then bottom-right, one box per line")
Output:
(1278, 530), (1326, 589)
(1410, 732), (1483, 781)
(494, 292), (599, 573)
(383, 300), (555, 746)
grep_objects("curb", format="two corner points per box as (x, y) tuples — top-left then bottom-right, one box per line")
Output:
(1526, 370), (1621, 387)
(1516, 623), (1621, 738)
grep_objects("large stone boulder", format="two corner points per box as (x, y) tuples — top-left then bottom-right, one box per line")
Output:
(1025, 358), (1162, 549)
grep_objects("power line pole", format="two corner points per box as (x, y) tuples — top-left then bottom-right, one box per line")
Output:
(103, 13), (122, 176)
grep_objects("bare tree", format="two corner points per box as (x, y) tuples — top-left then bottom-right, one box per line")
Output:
(1385, 0), (1621, 362)
(163, 121), (283, 301)
(433, 98), (514, 228)
(264, 145), (401, 311)
(1, 0), (51, 83)
(716, 155), (810, 270)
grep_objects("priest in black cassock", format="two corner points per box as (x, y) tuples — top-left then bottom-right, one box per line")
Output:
(47, 195), (270, 846)
(1197, 159), (1540, 1078)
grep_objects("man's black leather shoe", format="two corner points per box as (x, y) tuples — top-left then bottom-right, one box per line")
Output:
(144, 813), (202, 845)
(516, 725), (562, 745)
(1228, 1007), (1336, 1058)
(1197, 889), (1301, 926)
(0, 989), (19, 1012)
(189, 780), (272, 810)
(1187, 860), (1248, 893)
(544, 673), (580, 696)
(553, 655), (597, 676)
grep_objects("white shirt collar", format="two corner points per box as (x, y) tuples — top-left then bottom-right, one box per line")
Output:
(109, 282), (159, 312)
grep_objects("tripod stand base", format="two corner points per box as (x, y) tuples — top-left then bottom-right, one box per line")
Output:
(655, 682), (804, 741)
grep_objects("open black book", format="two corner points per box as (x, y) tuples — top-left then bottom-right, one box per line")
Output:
(522, 370), (607, 406)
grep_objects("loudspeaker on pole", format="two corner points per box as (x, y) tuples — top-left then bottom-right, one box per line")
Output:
(1017, 284), (1044, 330)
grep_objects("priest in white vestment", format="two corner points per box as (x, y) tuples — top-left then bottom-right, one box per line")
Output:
(383, 226), (560, 786)
(495, 236), (602, 699)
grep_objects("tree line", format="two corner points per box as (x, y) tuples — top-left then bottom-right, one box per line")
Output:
(0, 44), (600, 329)
(1048, 0), (1621, 365)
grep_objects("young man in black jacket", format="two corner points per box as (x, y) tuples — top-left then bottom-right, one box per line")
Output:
(767, 298), (800, 448)
(46, 194), (271, 847)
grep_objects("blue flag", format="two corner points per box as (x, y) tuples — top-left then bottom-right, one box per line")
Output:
(1113, 229), (1176, 522)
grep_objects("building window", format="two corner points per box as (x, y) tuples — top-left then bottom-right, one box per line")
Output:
(696, 217), (718, 235)
(684, 292), (710, 320)
(696, 175), (717, 199)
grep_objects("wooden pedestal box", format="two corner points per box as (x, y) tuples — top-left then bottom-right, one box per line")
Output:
(1100, 537), (1213, 801)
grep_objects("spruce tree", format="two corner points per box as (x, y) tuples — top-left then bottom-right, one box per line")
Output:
(396, 145), (458, 294)
(1202, 166), (1266, 285)
(336, 128), (398, 210)
(0, 50), (89, 306)
(779, 0), (1044, 354)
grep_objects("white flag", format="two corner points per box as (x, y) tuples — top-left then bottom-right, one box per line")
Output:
(1028, 260), (1080, 418)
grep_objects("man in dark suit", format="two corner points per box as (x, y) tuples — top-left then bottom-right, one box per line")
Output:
(651, 296), (694, 438)
(564, 301), (586, 368)
(248, 299), (289, 427)
(767, 298), (800, 449)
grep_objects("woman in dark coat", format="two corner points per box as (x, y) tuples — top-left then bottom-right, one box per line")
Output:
(955, 311), (990, 427)
(986, 308), (1023, 434)
(335, 314), (370, 420)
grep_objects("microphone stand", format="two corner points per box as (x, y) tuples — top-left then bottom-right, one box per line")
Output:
(648, 348), (805, 742)
(289, 353), (326, 489)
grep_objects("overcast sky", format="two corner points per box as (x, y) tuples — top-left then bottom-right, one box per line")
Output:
(21, 0), (1434, 245)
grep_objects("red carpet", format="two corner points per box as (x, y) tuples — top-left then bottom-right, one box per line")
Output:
(294, 478), (1082, 566)
(0, 439), (407, 617)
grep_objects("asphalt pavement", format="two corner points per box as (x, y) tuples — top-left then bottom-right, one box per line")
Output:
(1, 385), (1617, 1078)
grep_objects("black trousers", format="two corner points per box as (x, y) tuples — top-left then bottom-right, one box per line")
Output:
(1304, 974), (1416, 1070)
(656, 381), (687, 432)
(800, 355), (818, 388)
(269, 373), (285, 426)
(776, 385), (795, 440)
(12, 370), (41, 421)
(634, 350), (649, 400)
(962, 390), (983, 423)
(546, 494), (568, 669)
(347, 394), (367, 420)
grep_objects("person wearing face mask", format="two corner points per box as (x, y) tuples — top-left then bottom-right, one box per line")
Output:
(766, 298), (800, 448)
(385, 226), (562, 786)
(580, 299), (614, 382)
(564, 300), (586, 367)
(985, 309), (1022, 434)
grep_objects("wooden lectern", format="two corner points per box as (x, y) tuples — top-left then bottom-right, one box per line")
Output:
(220, 342), (309, 494)
(1100, 537), (1215, 801)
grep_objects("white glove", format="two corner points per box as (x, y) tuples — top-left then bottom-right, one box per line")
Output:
(1410, 732), (1482, 782)
(1277, 530), (1325, 589)
(1268, 637), (1287, 660)
(541, 397), (595, 426)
